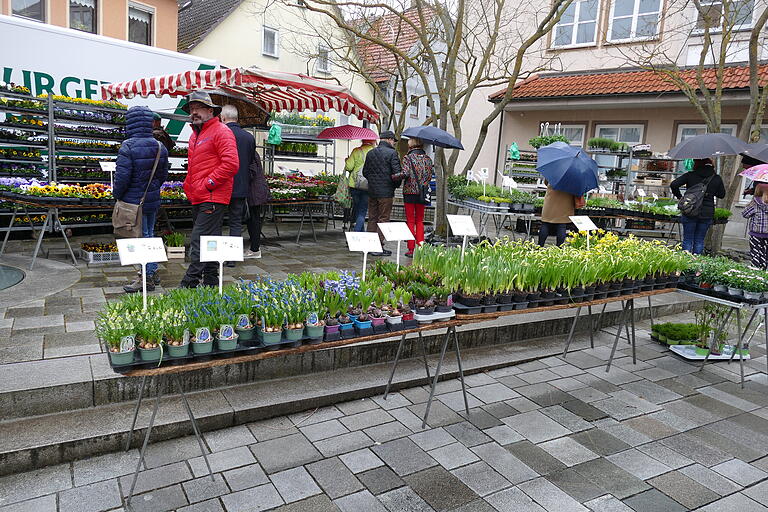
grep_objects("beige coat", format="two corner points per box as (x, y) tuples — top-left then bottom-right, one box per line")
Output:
(541, 186), (576, 224)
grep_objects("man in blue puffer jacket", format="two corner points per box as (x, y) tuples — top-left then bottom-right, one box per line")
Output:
(114, 106), (169, 293)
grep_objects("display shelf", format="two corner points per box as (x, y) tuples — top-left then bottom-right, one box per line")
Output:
(0, 138), (48, 147)
(54, 147), (120, 155)
(0, 158), (46, 165)
(0, 90), (37, 101)
(0, 123), (48, 133)
(0, 105), (47, 116)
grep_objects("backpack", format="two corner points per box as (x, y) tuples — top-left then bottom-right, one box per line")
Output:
(678, 175), (714, 217)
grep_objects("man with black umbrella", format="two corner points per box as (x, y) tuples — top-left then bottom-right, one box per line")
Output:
(363, 130), (402, 256)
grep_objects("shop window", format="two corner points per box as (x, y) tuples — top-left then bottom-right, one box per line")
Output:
(263, 27), (279, 58)
(552, 0), (599, 48)
(317, 46), (331, 73)
(608, 0), (661, 42)
(12, 0), (45, 21)
(70, 0), (97, 34)
(128, 3), (153, 45)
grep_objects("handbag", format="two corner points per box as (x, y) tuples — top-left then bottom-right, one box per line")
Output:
(408, 157), (431, 205)
(353, 171), (369, 191)
(112, 140), (162, 238)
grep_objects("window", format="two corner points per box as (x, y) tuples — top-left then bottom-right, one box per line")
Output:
(12, 0), (45, 21)
(317, 46), (331, 73)
(608, 0), (661, 42)
(409, 96), (419, 118)
(128, 3), (153, 45)
(553, 0), (598, 47)
(696, 0), (753, 31)
(70, 0), (97, 34)
(596, 124), (644, 144)
(263, 27), (279, 58)
(425, 98), (432, 118)
(676, 123), (736, 143)
(554, 125), (587, 146)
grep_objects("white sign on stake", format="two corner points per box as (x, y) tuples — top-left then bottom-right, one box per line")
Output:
(99, 161), (116, 188)
(116, 237), (168, 310)
(200, 236), (244, 294)
(378, 222), (414, 269)
(345, 231), (382, 281)
(447, 214), (478, 262)
(637, 188), (646, 197)
(652, 193), (659, 200)
(568, 216), (599, 250)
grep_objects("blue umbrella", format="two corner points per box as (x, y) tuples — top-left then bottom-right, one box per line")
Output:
(536, 142), (599, 196)
(402, 126), (464, 149)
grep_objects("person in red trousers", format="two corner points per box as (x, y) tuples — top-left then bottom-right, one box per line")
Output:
(393, 137), (434, 257)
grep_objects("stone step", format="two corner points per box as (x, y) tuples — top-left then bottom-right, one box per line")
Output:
(0, 292), (692, 423)
(0, 298), (694, 477)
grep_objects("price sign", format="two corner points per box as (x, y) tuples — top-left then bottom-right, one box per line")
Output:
(99, 161), (116, 188)
(598, 185), (609, 194)
(466, 169), (474, 181)
(447, 215), (478, 237)
(652, 193), (659, 200)
(475, 168), (489, 183)
(502, 176), (518, 190)
(568, 216), (598, 232)
(200, 236), (243, 263)
(377, 222), (414, 242)
(345, 232), (382, 253)
(637, 188), (647, 197)
(116, 237), (168, 266)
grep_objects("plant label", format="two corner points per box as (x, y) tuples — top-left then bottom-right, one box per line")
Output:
(98, 161), (116, 173)
(120, 335), (135, 353)
(199, 236), (243, 262)
(447, 215), (478, 236)
(476, 168), (489, 183)
(466, 169), (475, 181)
(652, 193), (659, 200)
(378, 222), (415, 241)
(195, 327), (211, 343)
(345, 231), (382, 253)
(598, 185), (609, 193)
(219, 324), (236, 340)
(502, 176), (517, 190)
(116, 237), (168, 266)
(236, 314), (251, 329)
(637, 188), (646, 197)
(569, 216), (598, 232)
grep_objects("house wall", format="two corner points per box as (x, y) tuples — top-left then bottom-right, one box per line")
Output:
(1, 0), (178, 50)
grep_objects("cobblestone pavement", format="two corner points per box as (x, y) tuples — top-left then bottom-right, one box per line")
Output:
(1, 315), (767, 512)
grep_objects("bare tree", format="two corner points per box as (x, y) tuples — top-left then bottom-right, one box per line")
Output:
(270, 0), (574, 233)
(614, 0), (768, 252)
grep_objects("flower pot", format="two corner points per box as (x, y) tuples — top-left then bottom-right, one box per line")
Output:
(370, 317), (386, 327)
(526, 292), (541, 302)
(495, 293), (513, 304)
(236, 327), (255, 341)
(713, 285), (728, 293)
(262, 330), (283, 345)
(458, 295), (481, 307)
(386, 315), (403, 325)
(217, 335), (239, 351)
(348, 314), (359, 323)
(138, 346), (161, 361)
(727, 287), (743, 296)
(324, 324), (340, 334)
(416, 306), (435, 315)
(284, 328), (304, 341)
(512, 293), (527, 303)
(192, 340), (213, 354)
(744, 291), (762, 300)
(700, 282), (712, 289)
(481, 294), (496, 306)
(305, 324), (325, 338)
(109, 349), (135, 365)
(435, 305), (452, 313)
(402, 312), (415, 321)
(167, 343), (189, 357)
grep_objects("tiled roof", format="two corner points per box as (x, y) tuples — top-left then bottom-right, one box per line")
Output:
(177, 0), (242, 53)
(488, 65), (768, 101)
(357, 7), (434, 83)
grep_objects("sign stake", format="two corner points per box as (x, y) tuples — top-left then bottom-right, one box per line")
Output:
(141, 263), (147, 310)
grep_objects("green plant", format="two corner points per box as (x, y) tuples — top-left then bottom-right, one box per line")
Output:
(587, 137), (616, 150)
(529, 134), (569, 149)
(163, 232), (185, 247)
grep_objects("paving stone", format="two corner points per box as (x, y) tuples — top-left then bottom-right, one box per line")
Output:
(404, 466), (478, 511)
(569, 429), (630, 457)
(569, 387), (611, 403)
(598, 422), (653, 447)
(437, 390), (485, 412)
(648, 471), (719, 509)
(485, 486), (545, 512)
(0, 495), (56, 512)
(339, 448), (384, 474)
(621, 416), (679, 440)
(336, 398), (380, 415)
(428, 442), (480, 470)
(518, 477), (589, 512)
(545, 467), (605, 503)
(505, 396), (541, 413)
(248, 416), (299, 442)
(407, 401), (464, 428)
(221, 483), (284, 512)
(585, 366), (641, 386)
(697, 493), (768, 512)
(583, 494), (634, 512)
(0, 463), (72, 507)
(687, 426), (765, 462)
(620, 380), (682, 404)
(711, 458), (768, 486)
(334, 490), (388, 512)
(541, 405), (593, 432)
(339, 409), (395, 431)
(72, 449), (141, 486)
(372, 393), (413, 410)
(378, 486), (434, 512)
(364, 420), (412, 443)
(663, 399), (721, 427)
(270, 467), (322, 504)
(271, 494), (340, 512)
(314, 430), (374, 457)
(373, 437), (436, 476)
(118, 461), (192, 496)
(592, 397), (649, 421)
(519, 369), (561, 384)
(143, 436), (208, 469)
(502, 410), (571, 443)
(571, 458), (650, 500)
(203, 425), (256, 452)
(128, 484), (189, 512)
(471, 442), (539, 484)
(697, 386), (763, 412)
(482, 425), (524, 446)
(466, 408), (504, 430)
(181, 474), (229, 504)
(409, 427), (457, 451)
(659, 433), (732, 466)
(451, 461), (511, 497)
(189, 446), (257, 478)
(222, 464), (270, 492)
(357, 466), (404, 495)
(249, 433), (322, 474)
(390, 406), (430, 432)
(744, 481), (768, 506)
(606, 449), (671, 480)
(450, 499), (498, 512)
(549, 377), (588, 392)
(505, 440), (567, 476)
(516, 383), (574, 407)
(444, 421), (492, 447)
(550, 364), (585, 378)
(678, 463), (740, 496)
(635, 442), (692, 470)
(306, 457), (363, 499)
(468, 383), (520, 403)
(495, 375), (528, 389)
(177, 498), (226, 512)
(622, 489), (686, 512)
(58, 479), (121, 512)
(539, 437), (599, 467)
(299, 419), (349, 442)
(288, 406), (344, 427)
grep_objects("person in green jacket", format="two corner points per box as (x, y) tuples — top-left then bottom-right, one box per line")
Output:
(347, 139), (376, 231)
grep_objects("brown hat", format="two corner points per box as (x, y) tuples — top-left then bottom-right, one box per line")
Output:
(181, 91), (222, 115)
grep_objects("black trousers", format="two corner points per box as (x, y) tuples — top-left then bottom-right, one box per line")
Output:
(229, 198), (262, 252)
(750, 235), (768, 270)
(538, 222), (567, 247)
(182, 202), (226, 286)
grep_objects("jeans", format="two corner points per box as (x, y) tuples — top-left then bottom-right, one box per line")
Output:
(182, 202), (227, 286)
(350, 188), (368, 232)
(142, 209), (158, 275)
(404, 202), (425, 252)
(680, 215), (712, 254)
(367, 197), (394, 244)
(228, 199), (262, 251)
(538, 222), (567, 246)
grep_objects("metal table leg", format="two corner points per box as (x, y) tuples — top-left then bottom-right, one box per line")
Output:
(296, 205), (306, 244)
(173, 374), (213, 480)
(0, 204), (20, 256)
(764, 308), (768, 379)
(53, 209), (78, 266)
(647, 295), (654, 328)
(309, 205), (317, 242)
(125, 375), (165, 506)
(629, 299), (637, 365)
(418, 331), (431, 381)
(423, 325), (467, 428)
(735, 308), (745, 388)
(606, 301), (631, 372)
(29, 209), (51, 270)
(383, 333), (407, 400)
(452, 326), (470, 417)
(562, 306), (582, 357)
(125, 375), (149, 451)
(588, 305), (595, 349)
(730, 310), (758, 363)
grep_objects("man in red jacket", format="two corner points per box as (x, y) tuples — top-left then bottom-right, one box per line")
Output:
(179, 91), (239, 288)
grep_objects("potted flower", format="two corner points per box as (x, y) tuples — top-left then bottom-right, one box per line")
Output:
(322, 290), (344, 341)
(304, 312), (325, 343)
(386, 295), (403, 329)
(163, 231), (186, 259)
(95, 303), (136, 366)
(163, 306), (190, 358)
(134, 311), (163, 362)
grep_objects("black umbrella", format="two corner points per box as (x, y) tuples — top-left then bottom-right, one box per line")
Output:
(741, 143), (768, 165)
(402, 126), (464, 149)
(667, 133), (748, 159)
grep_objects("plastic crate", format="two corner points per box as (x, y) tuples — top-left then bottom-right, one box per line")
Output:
(80, 249), (120, 264)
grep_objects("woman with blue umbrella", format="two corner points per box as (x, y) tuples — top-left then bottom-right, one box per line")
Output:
(535, 142), (598, 246)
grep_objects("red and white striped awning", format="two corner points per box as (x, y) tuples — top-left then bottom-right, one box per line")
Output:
(101, 67), (379, 122)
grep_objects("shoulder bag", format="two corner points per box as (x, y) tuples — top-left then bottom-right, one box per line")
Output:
(112, 140), (162, 238)
(408, 155), (432, 205)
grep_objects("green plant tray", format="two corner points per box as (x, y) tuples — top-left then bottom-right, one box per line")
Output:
(105, 342), (259, 374)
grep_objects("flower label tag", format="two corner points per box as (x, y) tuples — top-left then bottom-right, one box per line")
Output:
(307, 312), (319, 325)
(183, 329), (191, 344)
(237, 314), (251, 329)
(195, 327), (211, 343)
(120, 335), (135, 353)
(219, 324), (236, 340)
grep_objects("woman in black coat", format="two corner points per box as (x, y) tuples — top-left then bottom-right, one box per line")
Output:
(670, 158), (726, 254)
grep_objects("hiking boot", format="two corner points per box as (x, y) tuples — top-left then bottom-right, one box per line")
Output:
(123, 273), (155, 293)
(244, 249), (262, 259)
(151, 272), (161, 286)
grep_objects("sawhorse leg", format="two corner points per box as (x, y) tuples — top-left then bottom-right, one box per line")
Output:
(562, 306), (582, 357)
(383, 331), (432, 400)
(422, 325), (468, 428)
(53, 209), (77, 266)
(0, 204), (21, 256)
(606, 300), (631, 372)
(29, 208), (51, 270)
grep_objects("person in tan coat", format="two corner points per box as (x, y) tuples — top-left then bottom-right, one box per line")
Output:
(539, 185), (581, 246)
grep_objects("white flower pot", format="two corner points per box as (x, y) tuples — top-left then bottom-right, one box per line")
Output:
(713, 285), (728, 293)
(727, 287), (743, 296)
(744, 291), (762, 300)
